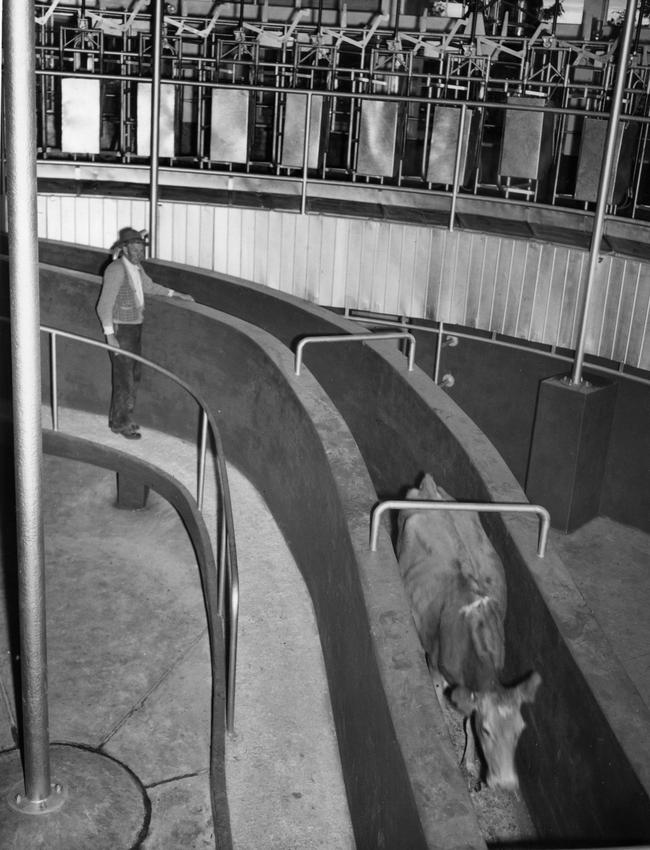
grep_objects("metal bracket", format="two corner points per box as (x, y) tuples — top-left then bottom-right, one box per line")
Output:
(7, 781), (67, 816)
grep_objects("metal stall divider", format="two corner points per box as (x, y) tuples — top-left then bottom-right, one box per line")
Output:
(61, 77), (101, 154)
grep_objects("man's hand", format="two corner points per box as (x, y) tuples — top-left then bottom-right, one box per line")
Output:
(174, 292), (195, 302)
(106, 333), (120, 348)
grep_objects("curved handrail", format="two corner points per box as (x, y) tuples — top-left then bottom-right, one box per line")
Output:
(38, 322), (240, 734)
(295, 331), (416, 376)
(369, 499), (551, 558)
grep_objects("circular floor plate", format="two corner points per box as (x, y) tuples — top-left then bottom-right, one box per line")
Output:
(0, 744), (149, 849)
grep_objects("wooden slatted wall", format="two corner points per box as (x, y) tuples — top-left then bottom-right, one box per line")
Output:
(33, 194), (650, 372)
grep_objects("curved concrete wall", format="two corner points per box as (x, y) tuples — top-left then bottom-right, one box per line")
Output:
(3, 264), (489, 850)
(2, 250), (650, 844)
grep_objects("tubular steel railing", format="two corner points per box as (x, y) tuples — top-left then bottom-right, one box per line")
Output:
(369, 499), (551, 558)
(41, 324), (240, 733)
(294, 330), (416, 376)
(341, 309), (650, 388)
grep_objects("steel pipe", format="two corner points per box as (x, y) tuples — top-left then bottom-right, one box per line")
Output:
(148, 0), (164, 257)
(448, 104), (466, 232)
(300, 91), (313, 216)
(370, 499), (551, 558)
(570, 0), (638, 386)
(4, 0), (54, 806)
(434, 320), (444, 385)
(50, 333), (59, 432)
(295, 331), (416, 376)
(36, 324), (240, 731)
(197, 409), (208, 510)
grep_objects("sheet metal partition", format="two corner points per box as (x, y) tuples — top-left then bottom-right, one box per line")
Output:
(210, 88), (250, 163)
(499, 96), (553, 182)
(427, 105), (475, 185)
(356, 99), (399, 177)
(61, 77), (100, 154)
(137, 82), (175, 158)
(281, 91), (323, 170)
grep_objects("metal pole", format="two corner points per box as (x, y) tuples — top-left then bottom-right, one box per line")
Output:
(570, 0), (638, 385)
(448, 105), (466, 232)
(434, 320), (444, 384)
(300, 92), (313, 216)
(50, 333), (58, 432)
(4, 0), (52, 804)
(148, 0), (163, 257)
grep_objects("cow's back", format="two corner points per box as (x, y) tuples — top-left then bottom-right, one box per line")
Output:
(396, 473), (507, 676)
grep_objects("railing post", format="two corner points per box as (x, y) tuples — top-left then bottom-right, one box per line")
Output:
(227, 557), (239, 733)
(434, 319), (444, 385)
(218, 510), (227, 618)
(49, 332), (59, 432)
(197, 409), (208, 510)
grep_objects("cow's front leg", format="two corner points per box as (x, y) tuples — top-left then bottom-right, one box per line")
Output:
(460, 716), (483, 792)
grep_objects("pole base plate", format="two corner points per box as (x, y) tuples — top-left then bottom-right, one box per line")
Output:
(0, 743), (149, 849)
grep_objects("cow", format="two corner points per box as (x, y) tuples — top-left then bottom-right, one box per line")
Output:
(396, 472), (541, 791)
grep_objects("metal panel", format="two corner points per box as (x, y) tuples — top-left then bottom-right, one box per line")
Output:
(356, 101), (399, 178)
(210, 89), (249, 164)
(573, 118), (631, 204)
(61, 78), (100, 154)
(426, 106), (474, 185)
(281, 93), (324, 170)
(137, 83), (175, 158)
(499, 98), (547, 180)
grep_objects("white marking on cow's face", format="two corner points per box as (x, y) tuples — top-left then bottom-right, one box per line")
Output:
(459, 595), (491, 617)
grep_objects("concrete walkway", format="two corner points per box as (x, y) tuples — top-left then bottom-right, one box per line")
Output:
(0, 406), (354, 849)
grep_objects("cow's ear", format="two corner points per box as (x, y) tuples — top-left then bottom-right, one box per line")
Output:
(447, 685), (476, 716)
(517, 671), (542, 705)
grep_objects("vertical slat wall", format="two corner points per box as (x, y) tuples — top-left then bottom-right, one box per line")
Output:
(33, 194), (650, 372)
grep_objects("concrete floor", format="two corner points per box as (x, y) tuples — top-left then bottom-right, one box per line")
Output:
(1, 407), (648, 848)
(550, 518), (650, 712)
(0, 407), (354, 849)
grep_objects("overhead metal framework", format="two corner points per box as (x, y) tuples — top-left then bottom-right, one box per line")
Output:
(27, 1), (650, 222)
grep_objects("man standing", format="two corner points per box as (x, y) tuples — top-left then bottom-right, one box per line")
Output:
(97, 226), (194, 439)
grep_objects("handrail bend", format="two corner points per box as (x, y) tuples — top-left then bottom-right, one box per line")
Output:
(294, 331), (416, 376)
(39, 323), (240, 733)
(370, 499), (551, 558)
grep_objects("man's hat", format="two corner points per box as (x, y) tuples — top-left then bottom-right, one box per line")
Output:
(117, 227), (148, 246)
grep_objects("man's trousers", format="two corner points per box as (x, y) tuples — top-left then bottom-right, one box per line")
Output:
(109, 323), (142, 431)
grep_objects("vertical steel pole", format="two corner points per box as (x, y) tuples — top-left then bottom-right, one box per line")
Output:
(4, 0), (52, 803)
(570, 0), (638, 385)
(148, 0), (163, 257)
(448, 104), (466, 232)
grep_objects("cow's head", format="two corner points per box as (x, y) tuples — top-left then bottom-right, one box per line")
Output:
(449, 671), (541, 790)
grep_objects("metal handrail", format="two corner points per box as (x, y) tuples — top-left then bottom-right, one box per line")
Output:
(369, 499), (551, 558)
(294, 331), (416, 376)
(39, 322), (240, 732)
(341, 310), (650, 388)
